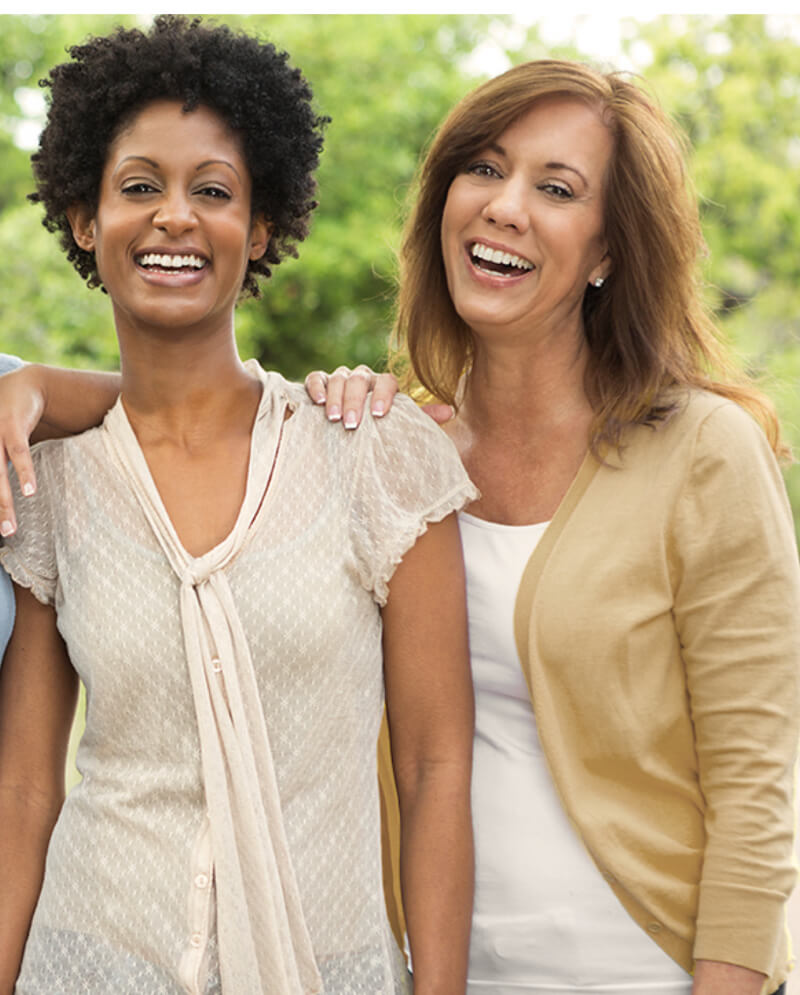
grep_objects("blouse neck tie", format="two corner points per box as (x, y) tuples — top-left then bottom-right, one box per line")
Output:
(102, 369), (321, 995)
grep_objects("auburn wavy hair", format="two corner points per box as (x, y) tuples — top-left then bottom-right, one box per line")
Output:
(391, 59), (786, 458)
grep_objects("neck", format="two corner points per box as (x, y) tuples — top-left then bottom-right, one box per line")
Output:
(460, 326), (593, 441)
(116, 315), (259, 445)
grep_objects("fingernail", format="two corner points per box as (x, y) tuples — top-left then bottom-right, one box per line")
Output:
(327, 405), (341, 422)
(22, 482), (35, 497)
(343, 411), (358, 429)
(313, 394), (325, 405)
(372, 400), (385, 417)
(1, 520), (15, 537)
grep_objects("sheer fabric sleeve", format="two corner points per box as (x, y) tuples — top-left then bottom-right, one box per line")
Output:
(349, 396), (478, 606)
(0, 443), (58, 606)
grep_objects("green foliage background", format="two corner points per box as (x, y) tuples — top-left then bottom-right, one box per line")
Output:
(0, 13), (798, 537)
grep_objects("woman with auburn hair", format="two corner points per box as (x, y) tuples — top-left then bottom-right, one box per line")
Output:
(0, 56), (798, 995)
(309, 59), (800, 995)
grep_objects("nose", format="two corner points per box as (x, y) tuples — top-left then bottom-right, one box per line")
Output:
(481, 178), (529, 233)
(152, 190), (197, 236)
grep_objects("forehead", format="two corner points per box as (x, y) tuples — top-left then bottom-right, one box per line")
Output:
(492, 96), (613, 174)
(106, 99), (246, 168)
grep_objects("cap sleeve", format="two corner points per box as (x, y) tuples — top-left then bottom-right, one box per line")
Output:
(0, 443), (58, 605)
(349, 395), (478, 605)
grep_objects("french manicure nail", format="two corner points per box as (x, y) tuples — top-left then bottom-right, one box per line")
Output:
(1, 520), (15, 537)
(22, 482), (35, 497)
(372, 400), (385, 417)
(327, 405), (341, 422)
(344, 411), (358, 429)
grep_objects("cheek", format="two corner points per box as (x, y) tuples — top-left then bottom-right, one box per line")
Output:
(440, 190), (469, 274)
(220, 214), (260, 260)
(441, 179), (472, 233)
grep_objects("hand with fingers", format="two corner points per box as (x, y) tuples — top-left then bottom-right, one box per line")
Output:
(304, 365), (454, 428)
(0, 365), (47, 537)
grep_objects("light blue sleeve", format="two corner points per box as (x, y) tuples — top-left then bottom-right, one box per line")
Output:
(0, 353), (23, 377)
(0, 569), (14, 657)
(0, 354), (25, 658)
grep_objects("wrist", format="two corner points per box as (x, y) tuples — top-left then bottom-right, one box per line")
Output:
(25, 363), (49, 417)
(692, 959), (767, 995)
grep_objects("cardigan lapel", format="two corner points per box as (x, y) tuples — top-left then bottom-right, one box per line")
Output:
(513, 449), (601, 699)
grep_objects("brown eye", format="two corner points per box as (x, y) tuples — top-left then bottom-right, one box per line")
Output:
(540, 182), (572, 199)
(466, 162), (500, 179)
(122, 182), (158, 195)
(197, 186), (231, 200)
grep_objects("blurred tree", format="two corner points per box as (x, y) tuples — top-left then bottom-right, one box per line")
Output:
(614, 14), (800, 532)
(0, 16), (137, 211)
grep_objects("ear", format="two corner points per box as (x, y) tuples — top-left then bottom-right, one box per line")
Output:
(249, 215), (272, 262)
(66, 204), (97, 252)
(588, 249), (612, 288)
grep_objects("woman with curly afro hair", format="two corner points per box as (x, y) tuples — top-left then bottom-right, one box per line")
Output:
(0, 16), (475, 995)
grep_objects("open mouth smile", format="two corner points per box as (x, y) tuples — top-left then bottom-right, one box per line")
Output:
(135, 252), (208, 273)
(469, 242), (534, 278)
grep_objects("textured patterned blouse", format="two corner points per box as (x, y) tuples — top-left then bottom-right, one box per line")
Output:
(1, 364), (476, 995)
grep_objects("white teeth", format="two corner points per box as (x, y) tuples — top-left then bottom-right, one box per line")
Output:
(470, 242), (533, 272)
(138, 253), (206, 270)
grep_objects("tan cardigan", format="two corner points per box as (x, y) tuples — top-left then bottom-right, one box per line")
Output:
(381, 389), (800, 993)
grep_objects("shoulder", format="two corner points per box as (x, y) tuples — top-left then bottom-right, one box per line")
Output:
(25, 426), (107, 499)
(673, 388), (765, 442)
(349, 394), (474, 513)
(619, 389), (773, 474)
(669, 389), (778, 485)
(355, 394), (467, 483)
(239, 363), (311, 418)
(649, 390), (792, 531)
(372, 392), (458, 442)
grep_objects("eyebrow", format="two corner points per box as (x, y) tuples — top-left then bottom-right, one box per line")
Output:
(111, 155), (241, 181)
(545, 161), (588, 186)
(487, 143), (589, 187)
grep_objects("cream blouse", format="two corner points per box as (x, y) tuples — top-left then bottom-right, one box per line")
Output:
(1, 363), (477, 995)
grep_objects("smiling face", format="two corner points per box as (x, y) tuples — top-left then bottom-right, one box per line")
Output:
(440, 95), (613, 348)
(68, 99), (269, 339)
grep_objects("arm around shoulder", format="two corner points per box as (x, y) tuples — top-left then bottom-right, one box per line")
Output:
(0, 364), (120, 535)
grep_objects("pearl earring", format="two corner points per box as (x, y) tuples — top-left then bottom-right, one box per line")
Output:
(592, 277), (605, 288)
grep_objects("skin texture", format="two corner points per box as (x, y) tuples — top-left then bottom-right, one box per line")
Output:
(0, 100), (473, 994)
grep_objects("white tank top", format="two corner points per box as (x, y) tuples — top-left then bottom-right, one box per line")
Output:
(458, 511), (692, 995)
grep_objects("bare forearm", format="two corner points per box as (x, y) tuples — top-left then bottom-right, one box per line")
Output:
(692, 959), (767, 995)
(0, 787), (61, 993)
(30, 363), (120, 442)
(399, 765), (473, 995)
(0, 587), (77, 991)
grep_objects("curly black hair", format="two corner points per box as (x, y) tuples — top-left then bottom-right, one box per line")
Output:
(29, 15), (328, 297)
